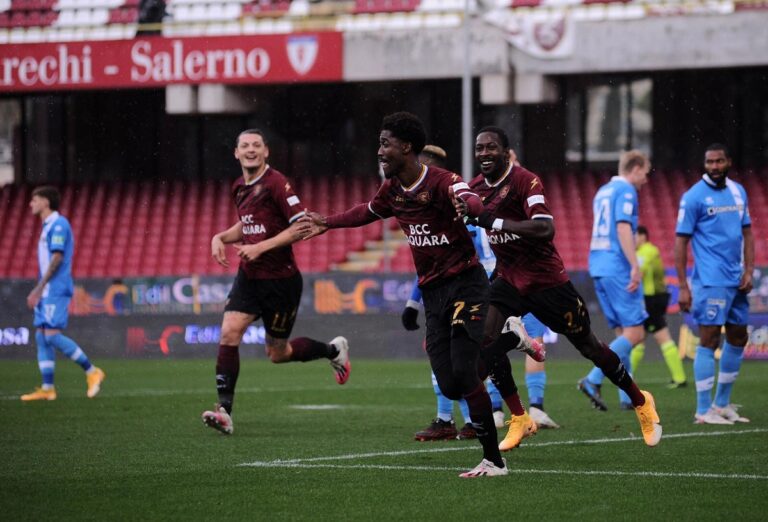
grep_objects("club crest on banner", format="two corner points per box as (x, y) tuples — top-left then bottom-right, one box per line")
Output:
(287, 36), (319, 76)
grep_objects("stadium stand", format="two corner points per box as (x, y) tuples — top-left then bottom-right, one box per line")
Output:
(0, 168), (765, 278)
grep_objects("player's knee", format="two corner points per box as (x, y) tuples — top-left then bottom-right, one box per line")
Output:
(726, 330), (748, 347)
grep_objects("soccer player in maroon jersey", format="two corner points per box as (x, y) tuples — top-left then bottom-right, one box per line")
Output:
(459, 126), (662, 448)
(302, 112), (508, 477)
(201, 129), (351, 435)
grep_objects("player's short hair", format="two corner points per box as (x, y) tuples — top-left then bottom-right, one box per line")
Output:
(477, 126), (510, 150)
(637, 225), (649, 238)
(236, 129), (268, 147)
(619, 150), (649, 174)
(705, 143), (730, 158)
(420, 144), (447, 167)
(32, 186), (60, 211)
(380, 112), (426, 155)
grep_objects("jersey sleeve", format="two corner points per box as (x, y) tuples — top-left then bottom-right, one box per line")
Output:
(614, 186), (636, 224)
(741, 187), (752, 228)
(675, 191), (696, 236)
(368, 181), (394, 219)
(48, 220), (69, 253)
(408, 276), (422, 303)
(522, 174), (553, 220)
(274, 177), (306, 223)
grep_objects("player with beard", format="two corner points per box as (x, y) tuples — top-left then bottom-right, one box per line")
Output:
(457, 126), (662, 448)
(674, 143), (753, 424)
(201, 129), (351, 435)
(302, 112), (510, 477)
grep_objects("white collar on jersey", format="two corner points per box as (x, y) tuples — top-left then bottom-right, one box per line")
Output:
(43, 211), (60, 227)
(702, 173), (727, 189)
(402, 164), (428, 192)
(245, 164), (270, 185)
(484, 163), (513, 188)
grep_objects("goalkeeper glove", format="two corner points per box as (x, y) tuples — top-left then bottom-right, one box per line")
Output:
(401, 301), (420, 331)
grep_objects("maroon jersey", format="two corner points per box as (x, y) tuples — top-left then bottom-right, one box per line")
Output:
(369, 165), (479, 287)
(470, 165), (569, 294)
(231, 166), (304, 279)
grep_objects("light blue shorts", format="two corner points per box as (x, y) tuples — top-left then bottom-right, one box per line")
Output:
(593, 276), (648, 329)
(692, 284), (749, 326)
(33, 294), (71, 330)
(522, 313), (547, 339)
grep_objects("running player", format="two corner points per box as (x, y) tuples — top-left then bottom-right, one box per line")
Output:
(459, 127), (661, 448)
(302, 112), (509, 478)
(580, 151), (650, 410)
(22, 186), (106, 401)
(201, 129), (350, 435)
(674, 143), (753, 424)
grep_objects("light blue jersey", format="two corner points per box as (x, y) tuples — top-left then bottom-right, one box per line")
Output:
(589, 176), (639, 278)
(37, 211), (74, 298)
(675, 175), (751, 287)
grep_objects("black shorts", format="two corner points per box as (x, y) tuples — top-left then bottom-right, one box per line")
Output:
(489, 278), (591, 338)
(421, 265), (489, 357)
(225, 269), (303, 339)
(644, 293), (670, 333)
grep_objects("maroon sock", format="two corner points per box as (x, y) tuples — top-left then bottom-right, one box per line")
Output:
(593, 342), (645, 406)
(215, 344), (240, 413)
(289, 337), (335, 362)
(503, 393), (526, 416)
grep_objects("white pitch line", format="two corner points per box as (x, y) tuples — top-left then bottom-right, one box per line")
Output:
(239, 428), (768, 466)
(241, 462), (768, 480)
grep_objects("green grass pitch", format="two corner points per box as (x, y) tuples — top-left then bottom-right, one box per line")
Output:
(1, 357), (766, 521)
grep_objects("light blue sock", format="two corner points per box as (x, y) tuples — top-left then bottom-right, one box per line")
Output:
(694, 346), (716, 415)
(525, 371), (546, 407)
(586, 366), (605, 386)
(609, 336), (634, 406)
(36, 330), (55, 387)
(714, 342), (745, 408)
(485, 379), (503, 411)
(458, 399), (471, 424)
(432, 372), (453, 422)
(47, 333), (93, 372)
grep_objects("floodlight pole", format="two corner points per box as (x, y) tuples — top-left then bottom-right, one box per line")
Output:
(461, 0), (473, 183)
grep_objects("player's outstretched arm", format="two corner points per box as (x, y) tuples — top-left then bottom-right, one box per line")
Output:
(211, 221), (243, 268)
(235, 220), (312, 262)
(299, 211), (330, 240)
(468, 212), (555, 241)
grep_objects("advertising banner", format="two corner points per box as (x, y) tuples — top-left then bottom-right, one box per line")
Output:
(0, 32), (343, 92)
(2, 268), (766, 359)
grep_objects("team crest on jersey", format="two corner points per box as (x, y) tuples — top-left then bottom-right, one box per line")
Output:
(395, 195), (405, 206)
(416, 191), (431, 205)
(252, 185), (263, 197)
(499, 186), (510, 199)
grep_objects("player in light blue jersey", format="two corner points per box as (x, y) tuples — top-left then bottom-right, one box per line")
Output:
(580, 151), (650, 410)
(674, 144), (754, 425)
(21, 186), (105, 401)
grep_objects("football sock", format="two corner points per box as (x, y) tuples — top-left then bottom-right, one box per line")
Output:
(525, 370), (546, 408)
(661, 340), (687, 384)
(486, 330), (522, 355)
(693, 345), (715, 415)
(611, 337), (634, 406)
(216, 344), (240, 414)
(504, 393), (525, 417)
(714, 342), (744, 408)
(630, 343), (645, 375)
(288, 337), (337, 361)
(36, 330), (55, 387)
(464, 384), (503, 468)
(592, 341), (644, 406)
(47, 333), (93, 372)
(458, 399), (471, 424)
(486, 379), (504, 411)
(432, 372), (454, 421)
